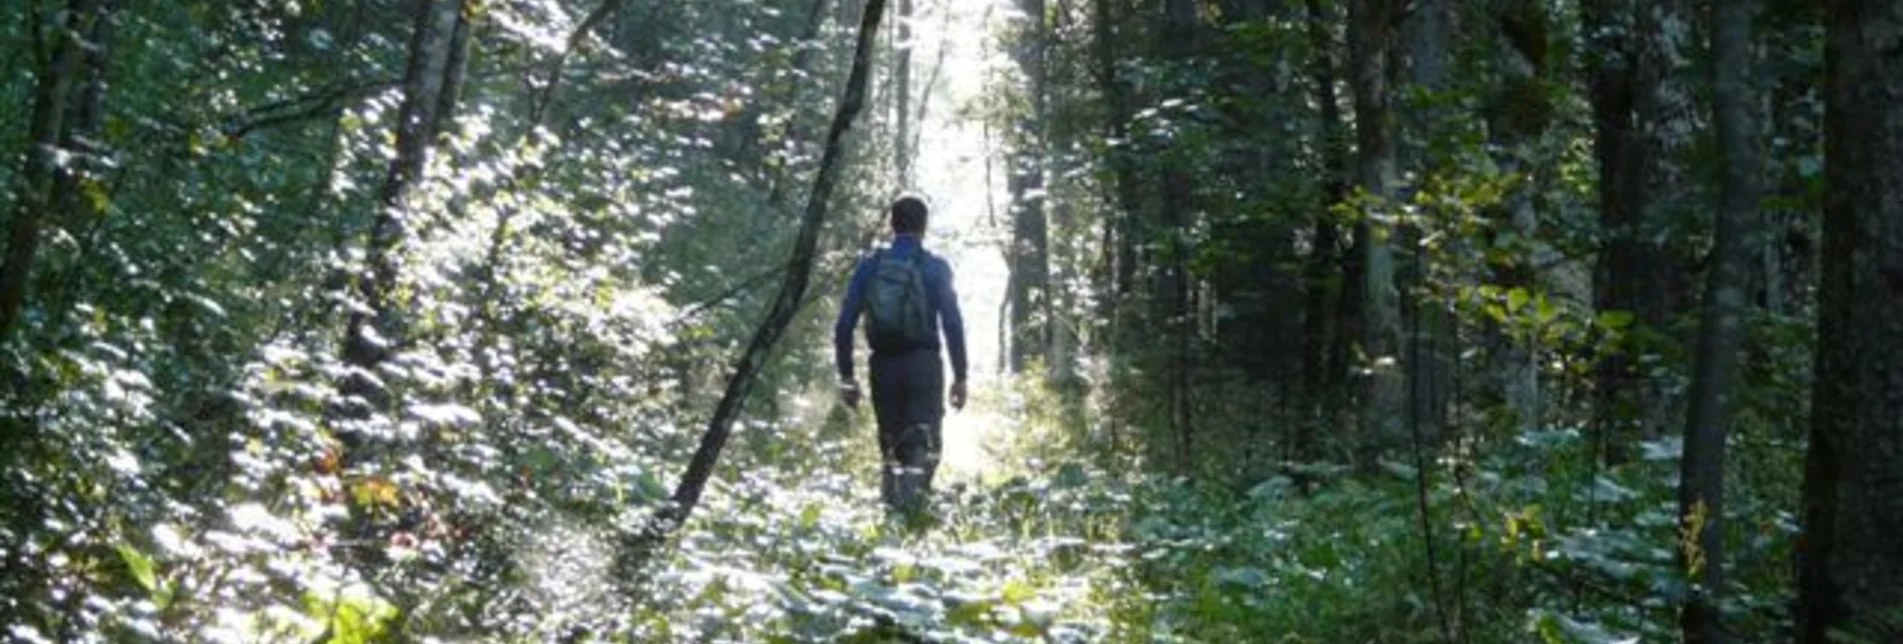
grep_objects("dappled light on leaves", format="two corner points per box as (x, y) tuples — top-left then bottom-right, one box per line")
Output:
(0, 0), (1872, 641)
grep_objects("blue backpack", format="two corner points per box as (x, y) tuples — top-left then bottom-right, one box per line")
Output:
(863, 249), (934, 352)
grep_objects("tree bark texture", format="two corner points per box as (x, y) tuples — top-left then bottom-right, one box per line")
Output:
(1297, 0), (1347, 463)
(1400, 0), (1454, 443)
(1586, 0), (1698, 458)
(1799, 0), (1903, 640)
(893, 0), (913, 184)
(1486, 0), (1551, 434)
(1007, 0), (1050, 375)
(341, 0), (471, 407)
(1349, 0), (1404, 469)
(1676, 0), (1761, 640)
(0, 0), (102, 341)
(1160, 0), (1199, 473)
(1094, 0), (1140, 306)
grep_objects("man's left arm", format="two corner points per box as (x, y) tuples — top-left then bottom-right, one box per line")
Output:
(934, 259), (969, 406)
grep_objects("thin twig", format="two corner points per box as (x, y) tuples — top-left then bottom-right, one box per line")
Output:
(532, 0), (632, 126)
(906, 1), (958, 160)
(664, 263), (793, 327)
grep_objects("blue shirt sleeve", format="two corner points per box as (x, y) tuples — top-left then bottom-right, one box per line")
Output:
(835, 255), (874, 382)
(933, 258), (968, 383)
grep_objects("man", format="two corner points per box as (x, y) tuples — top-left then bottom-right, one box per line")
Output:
(835, 194), (968, 516)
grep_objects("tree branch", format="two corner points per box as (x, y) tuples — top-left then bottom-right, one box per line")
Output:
(531, 0), (632, 126)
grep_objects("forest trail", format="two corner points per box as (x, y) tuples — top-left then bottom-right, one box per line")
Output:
(907, 0), (1014, 487)
(938, 387), (1013, 483)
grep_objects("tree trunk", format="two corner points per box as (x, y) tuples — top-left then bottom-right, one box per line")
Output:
(341, 0), (469, 409)
(0, 0), (101, 341)
(1297, 0), (1346, 464)
(1676, 0), (1760, 640)
(1485, 0), (1551, 434)
(893, 0), (912, 184)
(42, 0), (116, 330)
(648, 0), (888, 540)
(1094, 0), (1139, 303)
(1798, 0), (1903, 640)
(1400, 0), (1453, 444)
(1007, 0), (1050, 375)
(1585, 0), (1695, 461)
(1161, 0), (1198, 473)
(1348, 0), (1403, 469)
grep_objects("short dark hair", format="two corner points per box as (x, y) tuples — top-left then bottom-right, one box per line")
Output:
(889, 195), (929, 235)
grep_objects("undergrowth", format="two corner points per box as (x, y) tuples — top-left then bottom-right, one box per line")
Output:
(598, 380), (1802, 643)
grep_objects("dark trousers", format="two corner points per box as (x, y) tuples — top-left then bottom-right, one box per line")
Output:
(868, 349), (944, 514)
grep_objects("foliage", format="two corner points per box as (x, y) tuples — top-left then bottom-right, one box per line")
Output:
(0, 0), (1836, 641)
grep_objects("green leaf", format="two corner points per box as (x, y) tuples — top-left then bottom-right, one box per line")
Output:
(1507, 287), (1531, 313)
(1485, 303), (1509, 325)
(116, 543), (158, 593)
(635, 470), (670, 501)
(1535, 294), (1558, 325)
(1001, 579), (1036, 605)
(1599, 310), (1637, 330)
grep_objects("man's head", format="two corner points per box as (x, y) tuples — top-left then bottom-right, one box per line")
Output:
(889, 194), (929, 236)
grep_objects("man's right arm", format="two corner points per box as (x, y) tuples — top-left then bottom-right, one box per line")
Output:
(834, 256), (873, 383)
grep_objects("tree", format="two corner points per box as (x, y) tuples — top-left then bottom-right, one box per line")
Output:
(648, 0), (887, 542)
(1399, 0), (1454, 444)
(0, 0), (105, 341)
(893, 0), (913, 184)
(340, 0), (475, 414)
(1484, 0), (1553, 434)
(1297, 0), (1348, 464)
(1798, 0), (1903, 639)
(1006, 0), (1051, 375)
(1348, 0), (1404, 468)
(1676, 0), (1762, 640)
(1585, 0), (1698, 458)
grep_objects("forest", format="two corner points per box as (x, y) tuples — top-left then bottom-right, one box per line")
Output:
(0, 0), (1899, 641)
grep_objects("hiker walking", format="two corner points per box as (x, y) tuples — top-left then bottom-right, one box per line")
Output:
(835, 195), (969, 516)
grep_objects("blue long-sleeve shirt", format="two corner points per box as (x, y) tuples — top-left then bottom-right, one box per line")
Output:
(834, 234), (968, 383)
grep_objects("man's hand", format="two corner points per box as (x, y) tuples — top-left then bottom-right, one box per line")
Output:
(949, 380), (968, 411)
(841, 381), (862, 409)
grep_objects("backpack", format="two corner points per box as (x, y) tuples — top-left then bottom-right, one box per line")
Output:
(863, 249), (934, 352)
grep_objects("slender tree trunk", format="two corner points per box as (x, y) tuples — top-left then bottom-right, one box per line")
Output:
(1798, 0), (1903, 640)
(647, 0), (888, 540)
(1348, 0), (1404, 469)
(0, 1), (106, 626)
(1676, 1), (1760, 641)
(893, 0), (912, 184)
(43, 0), (115, 330)
(1095, 0), (1139, 303)
(1161, 0), (1198, 473)
(1400, 0), (1452, 443)
(1297, 0), (1346, 464)
(1007, 0), (1050, 375)
(341, 0), (469, 409)
(434, 7), (473, 138)
(1484, 0), (1552, 434)
(0, 0), (100, 341)
(1586, 0), (1694, 461)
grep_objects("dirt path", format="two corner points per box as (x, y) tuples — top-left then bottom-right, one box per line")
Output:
(937, 381), (1012, 484)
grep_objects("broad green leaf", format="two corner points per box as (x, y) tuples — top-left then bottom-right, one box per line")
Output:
(116, 543), (158, 593)
(1507, 287), (1531, 313)
(1599, 310), (1637, 329)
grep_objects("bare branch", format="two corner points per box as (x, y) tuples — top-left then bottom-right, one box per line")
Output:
(531, 0), (632, 127)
